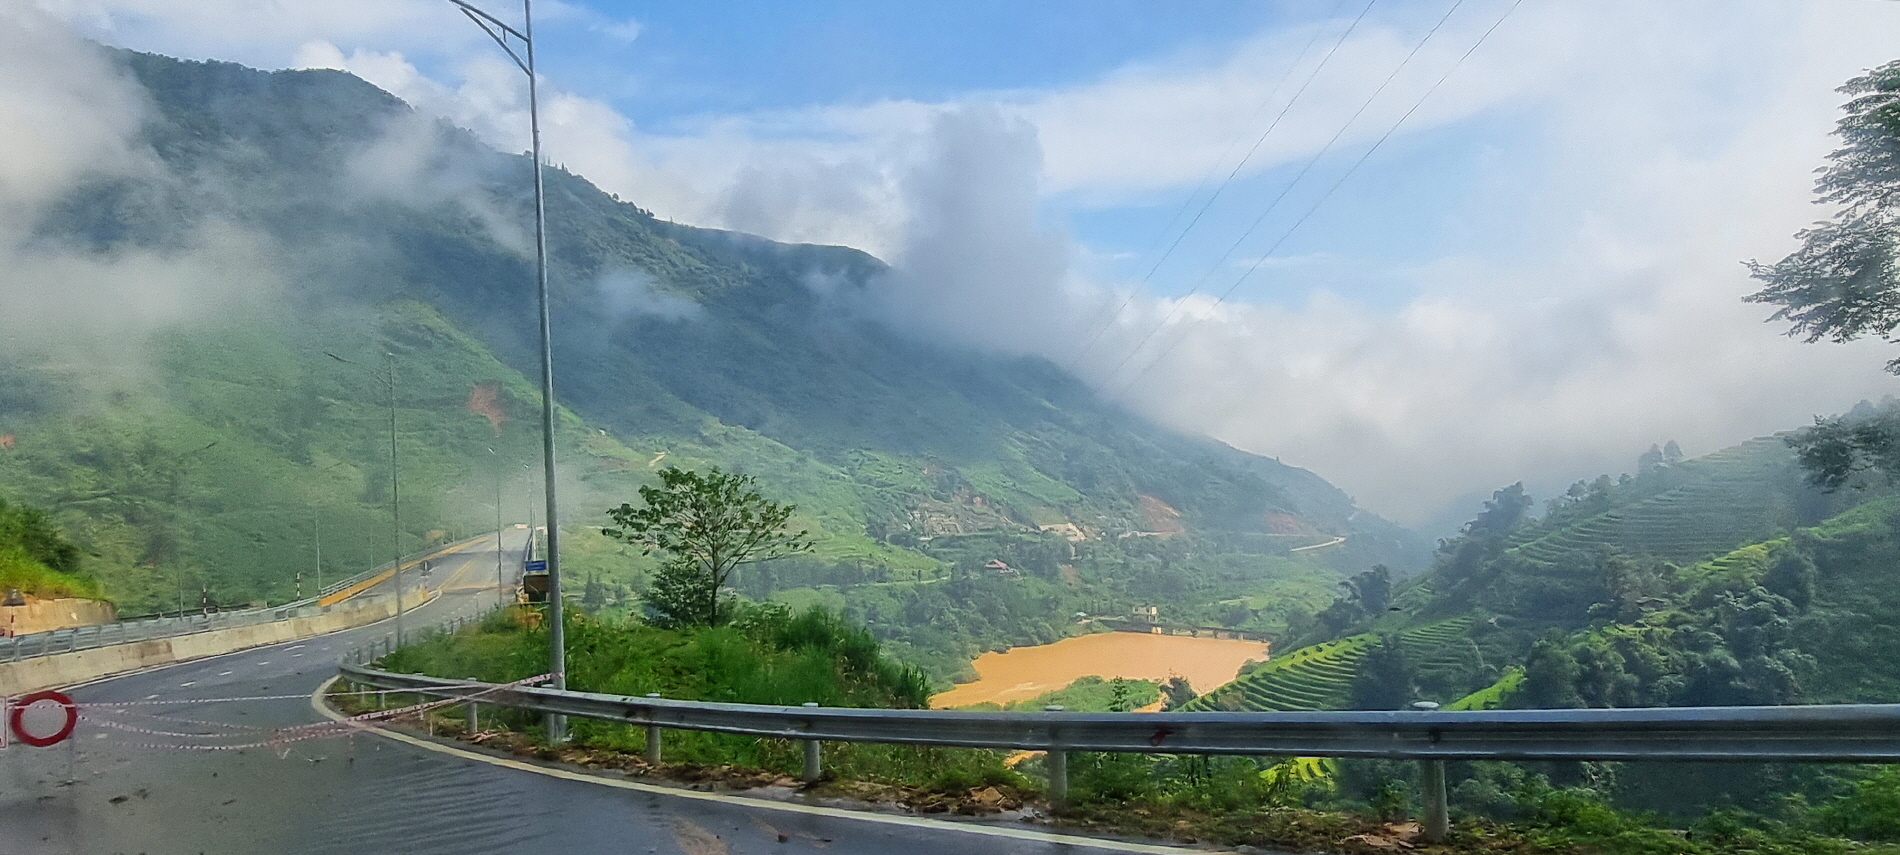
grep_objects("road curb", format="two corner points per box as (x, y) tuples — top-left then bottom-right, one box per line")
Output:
(309, 677), (1233, 855)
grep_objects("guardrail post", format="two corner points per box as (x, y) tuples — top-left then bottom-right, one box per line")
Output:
(1045, 705), (1068, 808)
(1420, 758), (1449, 843)
(465, 677), (480, 733)
(800, 702), (822, 783)
(1412, 701), (1449, 843)
(644, 693), (663, 763)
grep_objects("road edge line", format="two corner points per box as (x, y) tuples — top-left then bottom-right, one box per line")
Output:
(309, 677), (1224, 855)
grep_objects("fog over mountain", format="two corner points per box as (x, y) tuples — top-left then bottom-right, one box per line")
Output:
(28, 0), (1900, 525)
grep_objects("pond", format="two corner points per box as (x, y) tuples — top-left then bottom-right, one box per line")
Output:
(930, 631), (1270, 708)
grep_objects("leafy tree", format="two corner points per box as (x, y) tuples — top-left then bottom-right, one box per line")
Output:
(1308, 564), (1397, 640)
(1749, 60), (1900, 372)
(581, 573), (608, 611)
(1349, 635), (1416, 710)
(1785, 406), (1900, 489)
(0, 498), (81, 575)
(1466, 483), (1533, 540)
(1159, 675), (1196, 711)
(603, 466), (813, 627)
(1593, 552), (1668, 624)
(1761, 542), (1818, 609)
(1746, 61), (1900, 485)
(1517, 634), (1586, 709)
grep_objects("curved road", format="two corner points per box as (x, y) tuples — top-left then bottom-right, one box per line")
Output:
(0, 535), (1208, 855)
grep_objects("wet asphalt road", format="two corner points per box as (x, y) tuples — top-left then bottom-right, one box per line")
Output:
(0, 535), (1205, 855)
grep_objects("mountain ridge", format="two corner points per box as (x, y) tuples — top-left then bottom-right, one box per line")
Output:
(0, 46), (1423, 675)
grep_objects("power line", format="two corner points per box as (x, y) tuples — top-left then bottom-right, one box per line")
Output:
(1072, 0), (1369, 362)
(1099, 0), (1473, 383)
(1116, 0), (1526, 393)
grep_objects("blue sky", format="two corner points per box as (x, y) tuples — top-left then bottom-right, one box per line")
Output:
(32, 0), (1900, 524)
(542, 1), (1291, 118)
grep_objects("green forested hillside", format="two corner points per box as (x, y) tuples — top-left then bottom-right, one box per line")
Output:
(0, 48), (1420, 673)
(1199, 425), (1900, 715)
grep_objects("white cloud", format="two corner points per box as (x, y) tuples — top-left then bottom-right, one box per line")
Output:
(0, 3), (283, 376)
(597, 268), (699, 321)
(1022, 0), (1558, 201)
(33, 0), (1900, 526)
(540, 0), (640, 43)
(839, 0), (1900, 523)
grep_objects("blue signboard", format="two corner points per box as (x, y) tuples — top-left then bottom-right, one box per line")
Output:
(525, 560), (548, 572)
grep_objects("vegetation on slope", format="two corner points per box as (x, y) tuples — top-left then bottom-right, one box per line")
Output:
(382, 604), (1027, 794)
(0, 498), (96, 599)
(1173, 426), (1900, 835)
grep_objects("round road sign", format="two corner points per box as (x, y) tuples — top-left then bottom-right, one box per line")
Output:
(10, 690), (78, 747)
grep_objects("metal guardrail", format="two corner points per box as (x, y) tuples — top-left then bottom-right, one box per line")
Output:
(1, 539), (491, 663)
(330, 668), (1900, 763)
(335, 664), (1900, 842)
(2, 605), (314, 662)
(339, 590), (510, 665)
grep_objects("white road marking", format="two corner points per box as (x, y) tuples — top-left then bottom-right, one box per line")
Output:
(178, 681), (195, 687)
(219, 671), (234, 676)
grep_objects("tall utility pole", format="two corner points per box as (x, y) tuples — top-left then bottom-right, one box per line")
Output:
(450, 0), (566, 740)
(489, 447), (504, 590)
(326, 350), (405, 645)
(386, 350), (404, 647)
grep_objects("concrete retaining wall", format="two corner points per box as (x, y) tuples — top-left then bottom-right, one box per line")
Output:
(0, 596), (404, 696)
(2, 598), (117, 636)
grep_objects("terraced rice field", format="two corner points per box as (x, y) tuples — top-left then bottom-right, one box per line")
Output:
(1186, 617), (1475, 711)
(1505, 437), (1798, 567)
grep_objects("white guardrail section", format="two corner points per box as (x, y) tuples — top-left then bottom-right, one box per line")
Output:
(0, 540), (488, 663)
(334, 662), (1900, 843)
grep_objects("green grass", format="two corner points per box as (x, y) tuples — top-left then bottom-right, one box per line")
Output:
(1447, 667), (1524, 711)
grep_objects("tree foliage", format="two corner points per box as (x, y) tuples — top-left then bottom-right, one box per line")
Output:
(0, 498), (97, 600)
(603, 466), (813, 627)
(0, 498), (81, 576)
(1748, 60), (1900, 371)
(1785, 405), (1900, 490)
(1348, 635), (1416, 710)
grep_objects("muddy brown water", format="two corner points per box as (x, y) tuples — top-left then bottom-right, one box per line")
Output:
(930, 631), (1270, 708)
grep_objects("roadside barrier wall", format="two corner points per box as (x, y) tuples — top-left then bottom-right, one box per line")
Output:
(0, 592), (417, 695)
(1, 598), (118, 636)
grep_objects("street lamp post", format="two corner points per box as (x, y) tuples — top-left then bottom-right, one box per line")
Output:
(327, 350), (405, 646)
(450, 0), (567, 740)
(488, 447), (504, 591)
